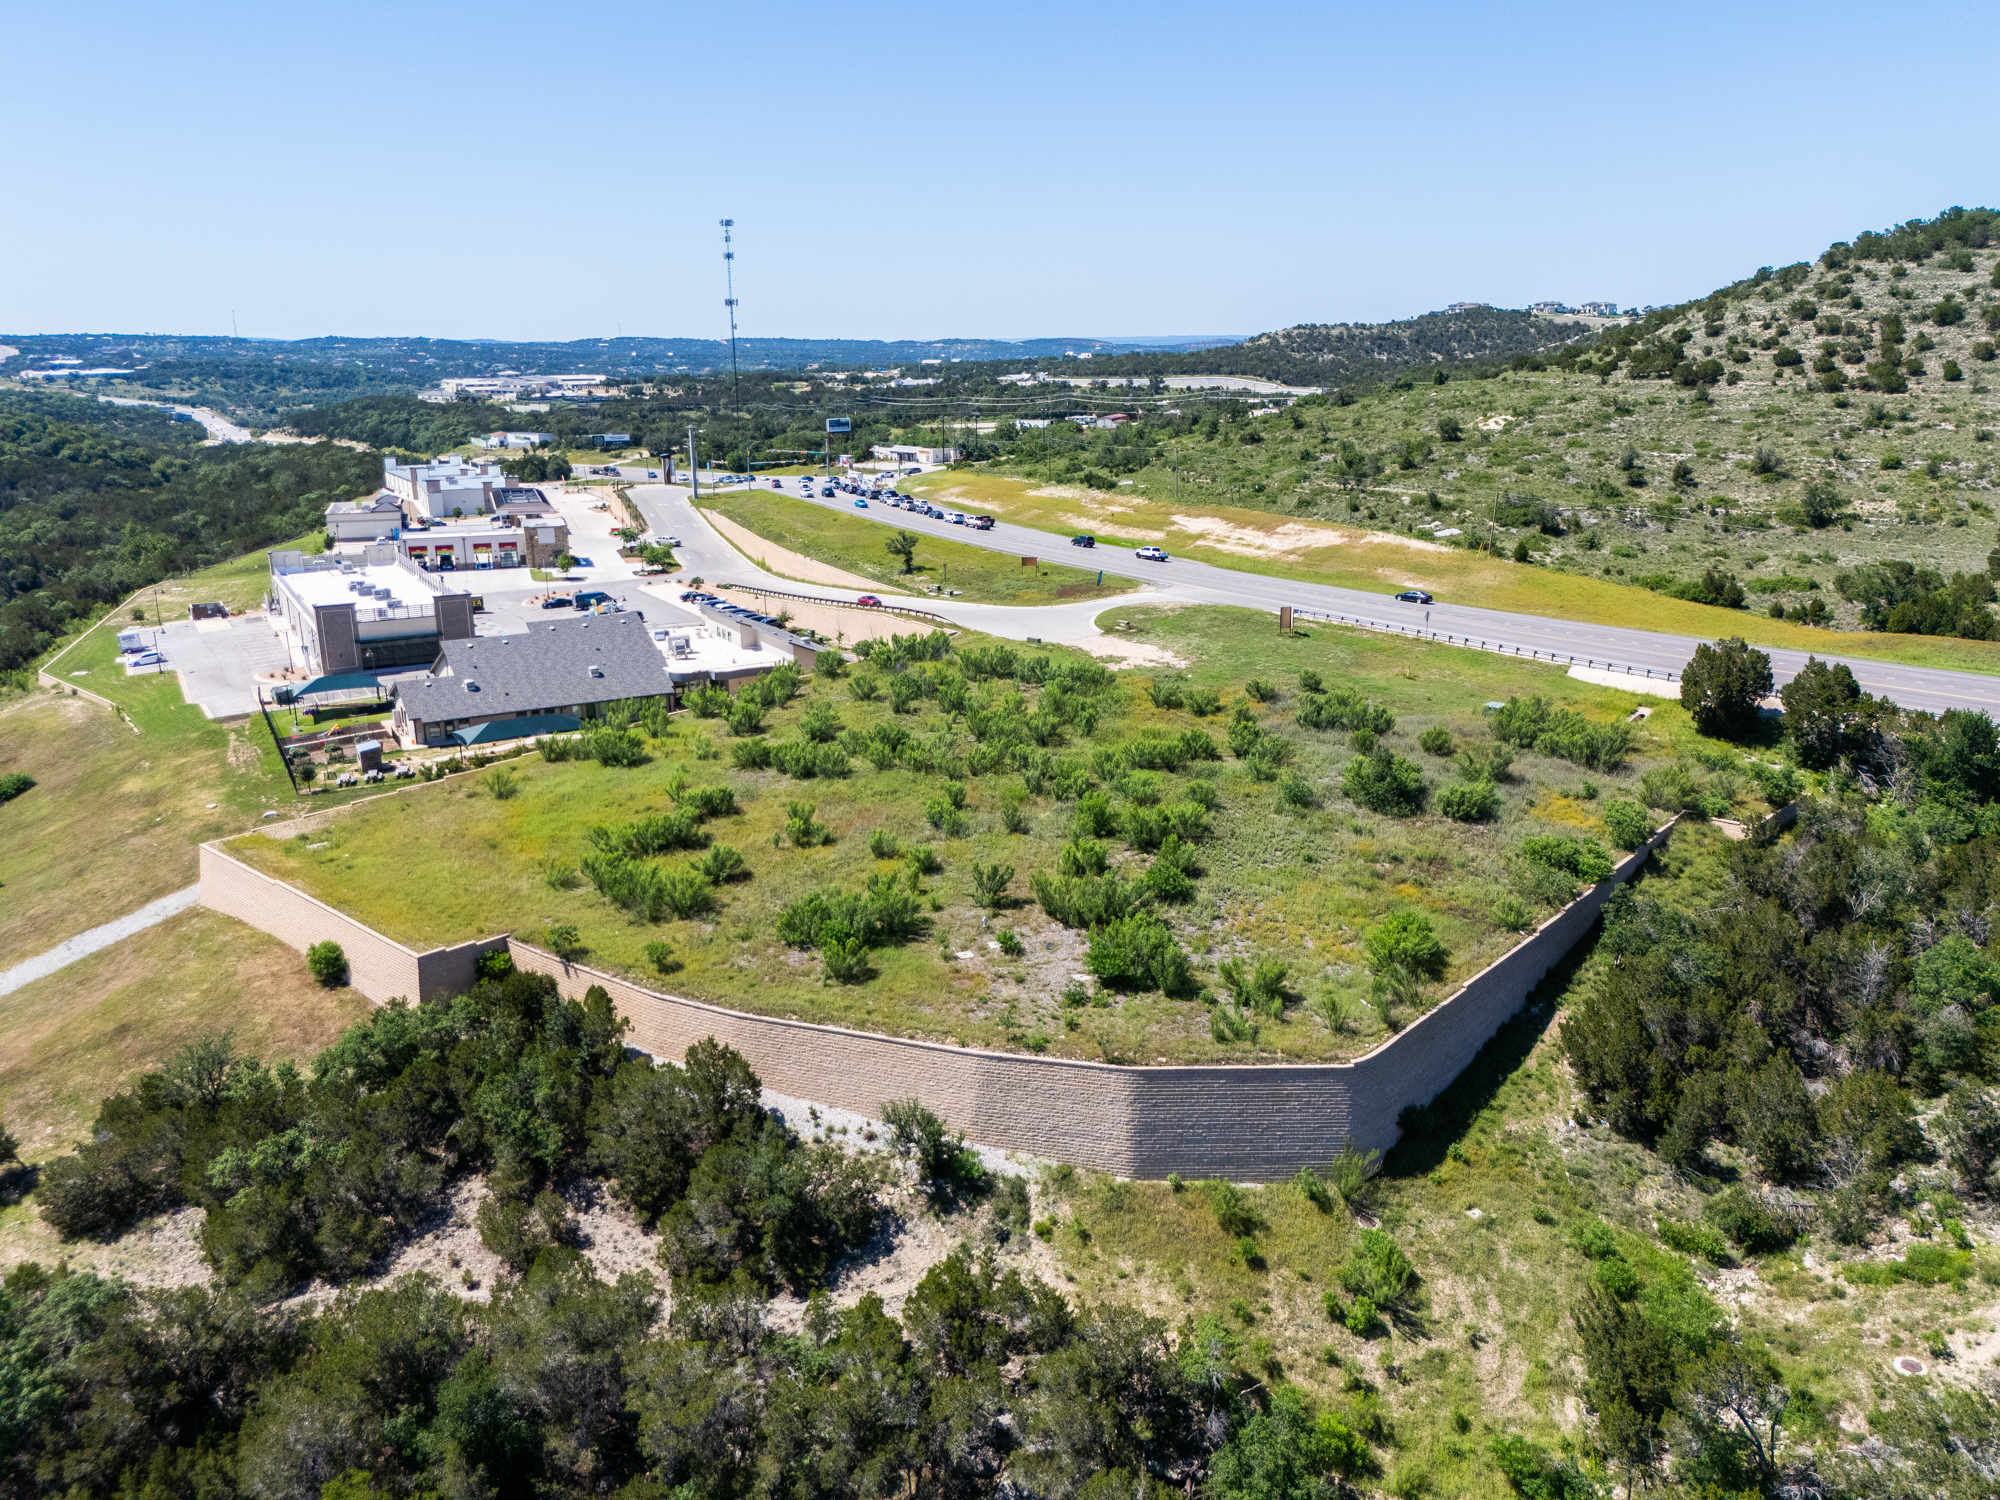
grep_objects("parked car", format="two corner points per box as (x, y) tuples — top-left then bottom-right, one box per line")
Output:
(855, 594), (881, 606)
(573, 591), (614, 609)
(1071, 533), (1096, 547)
(541, 595), (574, 609)
(130, 650), (164, 666)
(1136, 546), (1169, 561)
(1393, 589), (1434, 604)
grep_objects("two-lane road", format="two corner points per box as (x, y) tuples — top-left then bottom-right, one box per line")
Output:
(633, 475), (2000, 716)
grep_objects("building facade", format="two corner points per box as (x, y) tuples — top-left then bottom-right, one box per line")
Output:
(382, 457), (512, 521)
(269, 549), (476, 677)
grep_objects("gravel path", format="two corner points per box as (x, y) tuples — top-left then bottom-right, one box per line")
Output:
(0, 884), (202, 997)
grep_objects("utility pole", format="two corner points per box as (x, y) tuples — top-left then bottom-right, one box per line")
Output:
(687, 425), (702, 502)
(720, 220), (740, 411)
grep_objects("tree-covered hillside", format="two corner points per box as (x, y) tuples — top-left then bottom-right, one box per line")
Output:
(0, 391), (382, 672)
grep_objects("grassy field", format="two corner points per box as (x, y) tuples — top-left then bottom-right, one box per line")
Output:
(907, 469), (2000, 676)
(1022, 826), (1988, 1495)
(702, 488), (1137, 606)
(0, 906), (369, 1166)
(226, 605), (1757, 1063)
(2, 536), (402, 966)
(0, 906), (370, 1279)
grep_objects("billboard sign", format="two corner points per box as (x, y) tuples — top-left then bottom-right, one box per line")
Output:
(826, 417), (852, 434)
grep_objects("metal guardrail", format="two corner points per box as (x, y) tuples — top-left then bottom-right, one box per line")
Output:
(714, 582), (958, 629)
(1287, 604), (1682, 685)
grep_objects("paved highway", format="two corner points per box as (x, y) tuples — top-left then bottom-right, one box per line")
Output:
(629, 473), (2000, 717)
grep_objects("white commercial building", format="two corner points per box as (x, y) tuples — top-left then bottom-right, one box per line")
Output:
(399, 518), (569, 572)
(472, 431), (555, 450)
(325, 493), (408, 542)
(269, 548), (476, 678)
(382, 457), (512, 520)
(869, 444), (960, 465)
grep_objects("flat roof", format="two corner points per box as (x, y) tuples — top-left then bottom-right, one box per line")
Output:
(275, 561), (463, 615)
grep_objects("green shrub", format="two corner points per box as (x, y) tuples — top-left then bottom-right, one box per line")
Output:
(1244, 678), (1277, 702)
(1843, 1244), (1973, 1286)
(1085, 913), (1194, 995)
(1417, 727), (1454, 756)
(306, 940), (348, 987)
(1435, 779), (1499, 821)
(0, 771), (39, 803)
(1493, 895), (1534, 931)
(1601, 800), (1653, 850)
(1342, 746), (1426, 815)
(642, 939), (677, 975)
(1657, 1218), (1730, 1262)
(868, 828), (900, 860)
(1520, 834), (1614, 884)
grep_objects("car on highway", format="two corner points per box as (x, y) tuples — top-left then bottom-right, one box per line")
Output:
(646, 470), (658, 479)
(769, 479), (782, 489)
(1135, 546), (1170, 562)
(969, 516), (994, 530)
(1393, 589), (1434, 604)
(1071, 533), (1096, 548)
(854, 497), (868, 508)
(946, 511), (965, 525)
(130, 650), (164, 666)
(855, 594), (881, 606)
(661, 535), (682, 547)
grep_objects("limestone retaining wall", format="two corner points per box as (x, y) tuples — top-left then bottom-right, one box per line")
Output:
(198, 843), (506, 1002)
(203, 816), (1676, 1178)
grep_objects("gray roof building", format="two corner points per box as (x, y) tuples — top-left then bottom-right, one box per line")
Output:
(391, 614), (671, 746)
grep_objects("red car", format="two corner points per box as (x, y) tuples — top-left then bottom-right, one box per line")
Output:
(855, 594), (882, 606)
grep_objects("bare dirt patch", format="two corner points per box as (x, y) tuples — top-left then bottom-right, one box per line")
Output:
(1072, 635), (1192, 669)
(1170, 513), (1450, 559)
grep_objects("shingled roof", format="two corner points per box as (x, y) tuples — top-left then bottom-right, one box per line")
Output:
(393, 613), (669, 725)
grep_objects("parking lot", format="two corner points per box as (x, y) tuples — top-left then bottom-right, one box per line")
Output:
(124, 615), (292, 717)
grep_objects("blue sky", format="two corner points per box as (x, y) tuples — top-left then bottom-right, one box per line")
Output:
(3, 0), (1992, 343)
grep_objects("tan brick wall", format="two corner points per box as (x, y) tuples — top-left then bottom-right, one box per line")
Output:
(199, 842), (499, 1004)
(203, 818), (1677, 1179)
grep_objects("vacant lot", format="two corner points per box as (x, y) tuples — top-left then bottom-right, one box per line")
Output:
(703, 488), (1137, 606)
(229, 606), (1749, 1064)
(0, 906), (368, 1165)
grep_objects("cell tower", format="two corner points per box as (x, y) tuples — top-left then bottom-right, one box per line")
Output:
(720, 218), (740, 409)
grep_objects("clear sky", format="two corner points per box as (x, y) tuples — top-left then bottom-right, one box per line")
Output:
(4, 0), (1992, 344)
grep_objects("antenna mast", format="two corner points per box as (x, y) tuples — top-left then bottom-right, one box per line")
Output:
(720, 219), (740, 409)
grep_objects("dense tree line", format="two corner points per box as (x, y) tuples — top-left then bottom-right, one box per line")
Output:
(0, 391), (382, 671)
(1567, 662), (2000, 1227)
(8, 964), (1405, 1500)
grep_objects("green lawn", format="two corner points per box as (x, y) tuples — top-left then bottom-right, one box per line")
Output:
(227, 606), (1751, 1063)
(1, 536), (398, 965)
(703, 489), (1138, 606)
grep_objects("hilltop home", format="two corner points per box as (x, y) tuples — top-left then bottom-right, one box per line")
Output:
(389, 614), (669, 748)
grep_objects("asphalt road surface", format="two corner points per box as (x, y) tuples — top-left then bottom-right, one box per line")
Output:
(631, 475), (2000, 717)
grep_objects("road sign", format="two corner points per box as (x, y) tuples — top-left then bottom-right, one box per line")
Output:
(826, 418), (852, 434)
